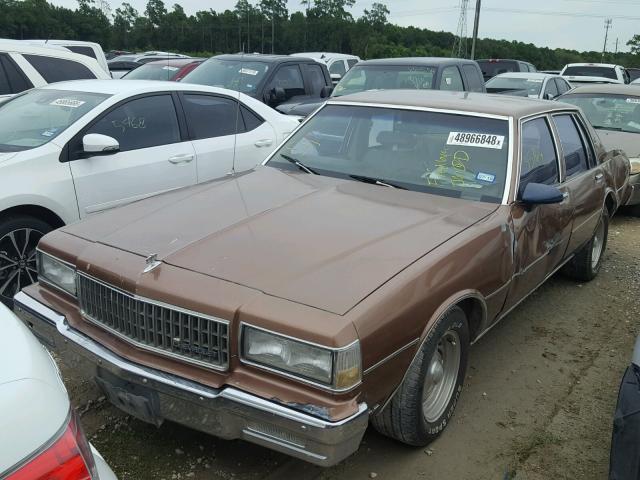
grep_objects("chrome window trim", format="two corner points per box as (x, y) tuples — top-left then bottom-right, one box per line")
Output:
(550, 112), (592, 180)
(239, 322), (362, 393)
(76, 272), (230, 372)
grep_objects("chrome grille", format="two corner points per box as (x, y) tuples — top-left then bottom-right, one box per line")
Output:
(77, 274), (229, 370)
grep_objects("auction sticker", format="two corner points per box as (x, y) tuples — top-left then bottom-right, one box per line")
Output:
(626, 98), (640, 104)
(447, 132), (505, 149)
(239, 68), (259, 76)
(50, 98), (86, 108)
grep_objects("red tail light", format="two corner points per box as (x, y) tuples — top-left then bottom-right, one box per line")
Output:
(6, 412), (97, 480)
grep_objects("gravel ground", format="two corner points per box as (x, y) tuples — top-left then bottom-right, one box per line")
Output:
(58, 214), (640, 480)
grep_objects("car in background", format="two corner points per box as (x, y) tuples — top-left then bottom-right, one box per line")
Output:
(558, 84), (640, 214)
(0, 40), (110, 101)
(486, 72), (572, 99)
(627, 67), (640, 83)
(108, 53), (190, 78)
(291, 52), (360, 84)
(277, 57), (486, 117)
(26, 39), (109, 73)
(476, 58), (537, 81)
(0, 301), (117, 479)
(182, 53), (333, 111)
(540, 70), (561, 75)
(0, 80), (299, 307)
(123, 58), (204, 81)
(106, 49), (132, 60)
(14, 90), (628, 467)
(560, 63), (629, 85)
(632, 77), (640, 85)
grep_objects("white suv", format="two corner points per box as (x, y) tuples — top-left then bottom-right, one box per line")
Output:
(25, 40), (109, 74)
(0, 40), (109, 101)
(0, 80), (299, 306)
(291, 52), (360, 83)
(561, 63), (629, 85)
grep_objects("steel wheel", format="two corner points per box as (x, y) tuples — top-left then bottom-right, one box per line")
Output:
(422, 330), (461, 423)
(591, 219), (605, 270)
(0, 228), (43, 304)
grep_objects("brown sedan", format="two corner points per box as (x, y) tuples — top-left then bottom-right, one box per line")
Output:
(15, 90), (630, 466)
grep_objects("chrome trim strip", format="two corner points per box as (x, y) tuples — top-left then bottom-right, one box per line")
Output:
(363, 338), (419, 376)
(572, 209), (601, 233)
(484, 281), (511, 300)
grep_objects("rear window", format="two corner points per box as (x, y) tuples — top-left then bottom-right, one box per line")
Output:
(562, 66), (617, 80)
(24, 54), (96, 82)
(65, 45), (97, 60)
(477, 60), (519, 79)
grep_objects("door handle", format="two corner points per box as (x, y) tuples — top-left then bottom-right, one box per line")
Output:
(595, 173), (604, 182)
(254, 139), (273, 148)
(168, 154), (194, 164)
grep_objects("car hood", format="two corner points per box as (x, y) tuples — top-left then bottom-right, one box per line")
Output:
(0, 151), (18, 163)
(596, 129), (640, 158)
(62, 167), (498, 315)
(276, 98), (324, 116)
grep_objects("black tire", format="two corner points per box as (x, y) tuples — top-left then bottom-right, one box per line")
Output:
(562, 210), (609, 282)
(0, 215), (53, 308)
(372, 306), (470, 446)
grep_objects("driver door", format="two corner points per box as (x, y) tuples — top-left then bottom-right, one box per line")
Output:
(68, 93), (197, 217)
(504, 116), (573, 310)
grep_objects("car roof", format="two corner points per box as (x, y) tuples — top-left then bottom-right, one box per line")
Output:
(39, 79), (246, 97)
(27, 39), (101, 48)
(491, 72), (556, 79)
(213, 53), (314, 63)
(291, 52), (359, 59)
(476, 59), (529, 63)
(564, 63), (619, 68)
(356, 57), (478, 67)
(0, 39), (73, 54)
(144, 58), (203, 67)
(328, 89), (578, 119)
(564, 84), (640, 95)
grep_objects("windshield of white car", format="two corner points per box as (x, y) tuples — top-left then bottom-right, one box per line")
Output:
(486, 76), (544, 95)
(332, 65), (437, 97)
(267, 105), (510, 203)
(181, 59), (269, 94)
(560, 94), (640, 134)
(563, 66), (617, 79)
(0, 89), (109, 152)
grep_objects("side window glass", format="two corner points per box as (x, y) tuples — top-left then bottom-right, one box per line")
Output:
(329, 60), (346, 77)
(462, 64), (484, 92)
(65, 46), (97, 60)
(269, 65), (305, 99)
(240, 105), (265, 132)
(304, 64), (327, 95)
(347, 59), (358, 69)
(24, 55), (96, 83)
(554, 114), (589, 178)
(520, 117), (559, 191)
(572, 115), (597, 168)
(440, 66), (464, 91)
(0, 54), (33, 93)
(87, 95), (180, 152)
(544, 79), (559, 99)
(182, 94), (238, 140)
(0, 61), (9, 95)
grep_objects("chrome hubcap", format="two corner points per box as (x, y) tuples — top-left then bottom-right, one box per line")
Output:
(0, 228), (43, 302)
(591, 220), (605, 270)
(422, 330), (461, 423)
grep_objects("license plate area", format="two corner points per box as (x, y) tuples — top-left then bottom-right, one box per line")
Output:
(95, 367), (163, 427)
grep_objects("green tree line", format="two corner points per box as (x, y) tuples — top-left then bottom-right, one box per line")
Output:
(1, 0), (639, 69)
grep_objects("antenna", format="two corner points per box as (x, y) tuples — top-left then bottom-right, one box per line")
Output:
(602, 18), (612, 61)
(452, 0), (470, 58)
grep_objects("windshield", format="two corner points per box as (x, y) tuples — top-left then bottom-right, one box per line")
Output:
(486, 76), (544, 95)
(124, 63), (180, 81)
(563, 66), (617, 79)
(332, 65), (437, 97)
(560, 94), (640, 134)
(0, 89), (109, 152)
(181, 58), (269, 94)
(477, 60), (518, 79)
(267, 105), (510, 203)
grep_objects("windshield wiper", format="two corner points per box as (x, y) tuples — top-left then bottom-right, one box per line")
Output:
(280, 154), (318, 174)
(593, 125), (625, 132)
(348, 174), (408, 190)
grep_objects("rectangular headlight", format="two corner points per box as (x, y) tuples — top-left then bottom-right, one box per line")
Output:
(630, 157), (640, 175)
(37, 251), (77, 296)
(242, 325), (361, 390)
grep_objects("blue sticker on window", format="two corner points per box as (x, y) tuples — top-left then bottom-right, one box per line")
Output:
(476, 172), (496, 183)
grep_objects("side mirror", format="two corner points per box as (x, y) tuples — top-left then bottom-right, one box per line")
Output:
(82, 133), (119, 156)
(270, 87), (286, 105)
(544, 93), (555, 100)
(320, 85), (334, 98)
(518, 182), (565, 205)
(330, 73), (342, 85)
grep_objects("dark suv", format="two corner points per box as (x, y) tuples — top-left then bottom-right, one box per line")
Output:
(181, 54), (333, 110)
(477, 59), (537, 81)
(277, 57), (486, 117)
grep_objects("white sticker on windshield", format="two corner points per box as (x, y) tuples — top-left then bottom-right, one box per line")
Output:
(239, 68), (259, 76)
(476, 172), (496, 183)
(162, 66), (179, 71)
(528, 79), (543, 83)
(50, 98), (86, 108)
(447, 132), (505, 149)
(626, 98), (640, 104)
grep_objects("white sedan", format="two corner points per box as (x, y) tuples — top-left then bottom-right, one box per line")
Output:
(485, 72), (573, 100)
(0, 80), (299, 307)
(0, 301), (117, 479)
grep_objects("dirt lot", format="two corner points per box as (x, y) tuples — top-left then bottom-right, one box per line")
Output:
(58, 214), (640, 480)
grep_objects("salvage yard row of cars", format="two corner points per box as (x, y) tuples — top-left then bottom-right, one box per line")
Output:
(1, 38), (640, 477)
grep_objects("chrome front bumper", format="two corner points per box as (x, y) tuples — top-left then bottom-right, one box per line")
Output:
(14, 292), (369, 467)
(627, 173), (640, 206)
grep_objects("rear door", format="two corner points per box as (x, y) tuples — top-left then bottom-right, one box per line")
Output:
(68, 93), (197, 216)
(551, 113), (605, 252)
(232, 104), (278, 172)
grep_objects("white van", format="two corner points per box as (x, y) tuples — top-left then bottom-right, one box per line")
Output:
(26, 39), (109, 73)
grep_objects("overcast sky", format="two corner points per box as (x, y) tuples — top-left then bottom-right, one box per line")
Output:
(51, 0), (640, 52)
